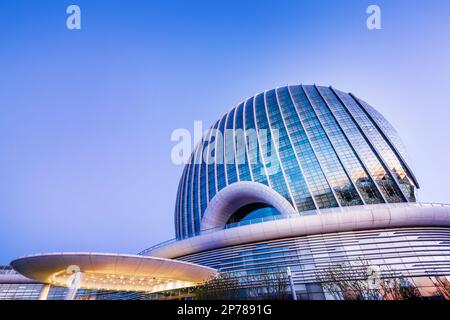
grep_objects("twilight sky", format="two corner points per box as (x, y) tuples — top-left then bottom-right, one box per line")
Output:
(1, 0), (449, 263)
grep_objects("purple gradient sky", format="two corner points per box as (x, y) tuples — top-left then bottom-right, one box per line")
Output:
(1, 0), (449, 263)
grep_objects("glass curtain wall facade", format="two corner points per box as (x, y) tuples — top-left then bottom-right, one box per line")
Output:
(0, 266), (68, 300)
(175, 85), (419, 239)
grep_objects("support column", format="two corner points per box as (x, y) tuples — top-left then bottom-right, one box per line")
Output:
(287, 267), (297, 300)
(64, 271), (84, 300)
(38, 284), (51, 300)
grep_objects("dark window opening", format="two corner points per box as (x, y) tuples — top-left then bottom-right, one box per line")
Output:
(226, 203), (281, 225)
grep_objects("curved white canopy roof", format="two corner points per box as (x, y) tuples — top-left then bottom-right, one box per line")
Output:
(11, 252), (216, 293)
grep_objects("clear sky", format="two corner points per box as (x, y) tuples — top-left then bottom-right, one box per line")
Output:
(1, 0), (449, 263)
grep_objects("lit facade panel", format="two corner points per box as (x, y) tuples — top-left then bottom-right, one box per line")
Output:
(175, 85), (419, 239)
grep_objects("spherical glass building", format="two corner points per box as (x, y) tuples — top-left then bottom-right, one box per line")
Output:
(7, 85), (450, 301)
(141, 84), (450, 300)
(175, 85), (419, 239)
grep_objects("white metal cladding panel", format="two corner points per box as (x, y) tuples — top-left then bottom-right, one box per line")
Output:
(176, 227), (450, 284)
(159, 203), (450, 257)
